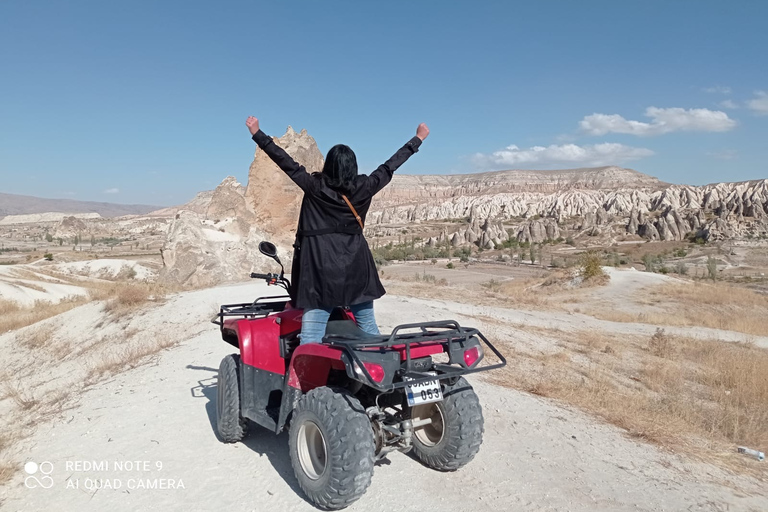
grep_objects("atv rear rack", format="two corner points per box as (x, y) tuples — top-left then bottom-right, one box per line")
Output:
(211, 295), (291, 327)
(324, 320), (507, 392)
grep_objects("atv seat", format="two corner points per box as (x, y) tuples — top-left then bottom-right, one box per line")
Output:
(323, 320), (384, 344)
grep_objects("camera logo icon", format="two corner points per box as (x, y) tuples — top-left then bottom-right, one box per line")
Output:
(24, 461), (54, 489)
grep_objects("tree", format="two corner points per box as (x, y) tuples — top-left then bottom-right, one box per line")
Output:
(45, 233), (53, 243)
(641, 253), (656, 273)
(707, 255), (718, 281)
(529, 244), (536, 265)
(579, 251), (606, 280)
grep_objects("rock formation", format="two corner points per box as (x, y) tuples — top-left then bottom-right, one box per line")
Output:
(159, 125), (768, 285)
(517, 218), (561, 244)
(160, 176), (279, 287)
(53, 216), (90, 239)
(159, 210), (274, 288)
(368, 172), (768, 244)
(160, 126), (323, 286)
(244, 126), (324, 247)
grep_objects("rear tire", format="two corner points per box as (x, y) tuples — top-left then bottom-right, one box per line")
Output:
(409, 377), (483, 471)
(216, 354), (247, 443)
(288, 387), (375, 510)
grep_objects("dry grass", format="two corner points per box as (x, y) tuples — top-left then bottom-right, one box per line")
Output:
(16, 324), (55, 350)
(0, 298), (22, 316)
(0, 296), (88, 333)
(5, 279), (48, 292)
(496, 278), (553, 308)
(1, 378), (39, 411)
(8, 268), (66, 283)
(0, 460), (14, 486)
(648, 328), (673, 358)
(410, 272), (449, 286)
(0, 263), (180, 487)
(0, 428), (19, 486)
(85, 333), (179, 383)
(591, 285), (768, 337)
(88, 281), (168, 316)
(491, 327), (768, 474)
(654, 281), (768, 307)
(0, 373), (76, 485)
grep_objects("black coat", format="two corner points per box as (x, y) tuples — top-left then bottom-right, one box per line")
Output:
(252, 130), (422, 309)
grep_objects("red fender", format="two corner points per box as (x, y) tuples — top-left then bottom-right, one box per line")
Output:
(236, 317), (285, 375)
(287, 343), (346, 392)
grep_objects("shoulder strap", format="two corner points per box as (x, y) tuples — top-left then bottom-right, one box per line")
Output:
(341, 194), (364, 229)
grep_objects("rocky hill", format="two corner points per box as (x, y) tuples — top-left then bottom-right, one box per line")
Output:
(375, 166), (667, 207)
(158, 126), (768, 285)
(0, 192), (162, 219)
(370, 174), (768, 245)
(147, 190), (215, 217)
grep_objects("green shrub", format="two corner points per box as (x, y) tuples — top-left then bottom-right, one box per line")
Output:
(579, 251), (606, 280)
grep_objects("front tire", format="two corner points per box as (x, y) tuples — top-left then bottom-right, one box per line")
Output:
(216, 354), (247, 443)
(288, 387), (375, 510)
(409, 377), (483, 471)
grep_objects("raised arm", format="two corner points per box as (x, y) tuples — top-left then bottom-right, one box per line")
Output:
(366, 123), (430, 197)
(246, 116), (313, 192)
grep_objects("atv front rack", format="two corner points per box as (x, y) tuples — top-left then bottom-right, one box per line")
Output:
(211, 295), (291, 327)
(324, 320), (507, 392)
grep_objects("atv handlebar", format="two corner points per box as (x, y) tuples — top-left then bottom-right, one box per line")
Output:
(250, 271), (292, 294)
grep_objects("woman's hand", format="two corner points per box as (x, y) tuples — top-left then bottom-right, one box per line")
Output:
(416, 123), (430, 141)
(246, 116), (260, 136)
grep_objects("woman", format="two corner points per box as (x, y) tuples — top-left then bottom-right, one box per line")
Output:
(246, 116), (429, 344)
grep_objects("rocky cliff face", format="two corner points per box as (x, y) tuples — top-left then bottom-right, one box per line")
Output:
(160, 126), (323, 286)
(159, 176), (276, 287)
(148, 190), (214, 217)
(244, 126), (324, 247)
(374, 166), (665, 208)
(369, 169), (768, 245)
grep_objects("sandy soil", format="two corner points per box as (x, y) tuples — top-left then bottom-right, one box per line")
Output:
(2, 278), (766, 512)
(0, 265), (88, 306)
(46, 259), (156, 281)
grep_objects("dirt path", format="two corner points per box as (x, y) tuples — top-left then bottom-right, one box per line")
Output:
(2, 284), (766, 511)
(381, 292), (768, 348)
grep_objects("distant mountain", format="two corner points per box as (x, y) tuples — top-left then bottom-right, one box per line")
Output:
(0, 192), (163, 218)
(147, 190), (215, 217)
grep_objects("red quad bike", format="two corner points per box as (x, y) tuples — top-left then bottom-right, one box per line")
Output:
(212, 241), (506, 510)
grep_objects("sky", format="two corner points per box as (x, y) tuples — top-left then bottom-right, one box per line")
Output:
(1, 0), (767, 206)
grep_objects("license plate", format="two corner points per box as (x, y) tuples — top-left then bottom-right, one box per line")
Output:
(405, 378), (443, 406)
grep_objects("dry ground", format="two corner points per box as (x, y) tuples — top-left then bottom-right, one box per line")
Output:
(1, 257), (767, 510)
(382, 260), (768, 476)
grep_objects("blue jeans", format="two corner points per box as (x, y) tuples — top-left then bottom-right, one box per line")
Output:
(300, 301), (380, 345)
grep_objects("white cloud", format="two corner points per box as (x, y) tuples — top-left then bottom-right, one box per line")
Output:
(703, 86), (732, 94)
(718, 99), (739, 109)
(103, 188), (120, 194)
(747, 91), (768, 115)
(579, 107), (737, 136)
(474, 143), (654, 169)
